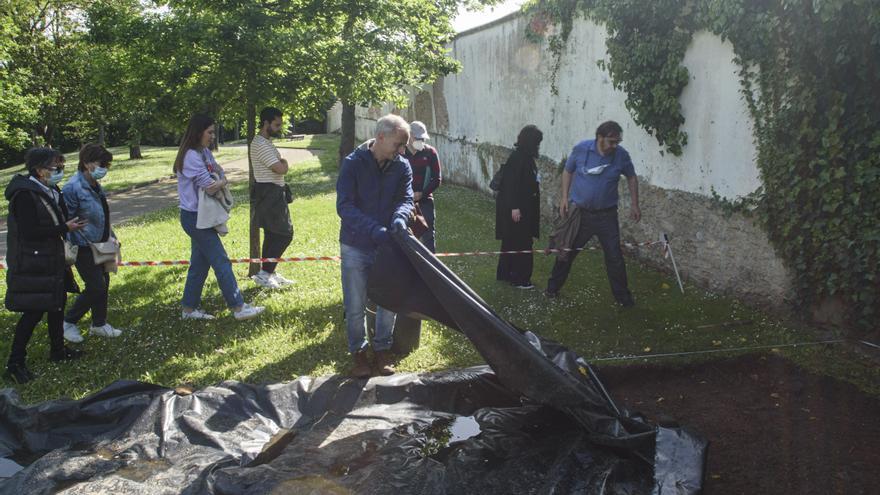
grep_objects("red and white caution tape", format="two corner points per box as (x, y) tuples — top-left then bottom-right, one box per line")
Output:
(0, 240), (667, 270)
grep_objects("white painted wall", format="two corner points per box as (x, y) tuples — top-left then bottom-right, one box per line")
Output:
(327, 13), (792, 304)
(329, 15), (761, 200)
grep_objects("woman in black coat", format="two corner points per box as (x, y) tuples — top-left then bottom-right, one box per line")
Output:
(4, 148), (88, 384)
(495, 125), (543, 289)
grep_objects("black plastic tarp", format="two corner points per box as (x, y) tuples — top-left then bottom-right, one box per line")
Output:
(0, 232), (707, 494)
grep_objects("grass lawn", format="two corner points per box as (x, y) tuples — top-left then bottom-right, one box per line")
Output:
(0, 145), (247, 219)
(274, 134), (339, 151)
(1, 136), (877, 404)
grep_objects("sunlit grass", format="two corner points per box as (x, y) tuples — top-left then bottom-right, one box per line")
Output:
(1, 135), (876, 404)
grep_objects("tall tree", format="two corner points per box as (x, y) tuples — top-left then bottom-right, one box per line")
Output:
(0, 8), (39, 152)
(325, 0), (492, 163)
(5, 0), (92, 148)
(155, 0), (336, 273)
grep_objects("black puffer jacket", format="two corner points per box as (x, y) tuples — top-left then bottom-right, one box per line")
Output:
(4, 175), (78, 312)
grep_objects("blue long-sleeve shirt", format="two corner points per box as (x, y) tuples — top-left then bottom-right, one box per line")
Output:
(336, 147), (413, 251)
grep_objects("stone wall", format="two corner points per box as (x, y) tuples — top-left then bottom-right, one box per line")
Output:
(327, 13), (793, 306)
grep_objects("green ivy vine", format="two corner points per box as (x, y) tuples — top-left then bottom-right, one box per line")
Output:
(524, 0), (880, 332)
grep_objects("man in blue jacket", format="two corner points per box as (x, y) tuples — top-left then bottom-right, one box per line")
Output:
(337, 114), (414, 378)
(545, 121), (641, 306)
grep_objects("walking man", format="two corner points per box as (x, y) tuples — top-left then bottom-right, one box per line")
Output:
(545, 121), (641, 306)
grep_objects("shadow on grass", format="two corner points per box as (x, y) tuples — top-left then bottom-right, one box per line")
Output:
(287, 149), (339, 201)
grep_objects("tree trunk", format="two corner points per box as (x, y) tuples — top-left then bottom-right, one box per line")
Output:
(209, 125), (219, 151)
(246, 100), (260, 277)
(128, 126), (144, 159)
(98, 123), (106, 146)
(339, 100), (356, 166)
(41, 123), (53, 148)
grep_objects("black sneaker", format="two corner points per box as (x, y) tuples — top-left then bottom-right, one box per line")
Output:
(619, 298), (636, 308)
(49, 346), (85, 362)
(5, 363), (35, 384)
(544, 289), (559, 299)
(514, 283), (535, 290)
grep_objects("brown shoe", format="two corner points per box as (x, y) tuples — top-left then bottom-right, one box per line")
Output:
(350, 351), (372, 379)
(374, 350), (396, 376)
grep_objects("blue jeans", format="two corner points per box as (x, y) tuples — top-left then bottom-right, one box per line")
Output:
(340, 243), (396, 353)
(180, 209), (244, 310)
(418, 197), (436, 253)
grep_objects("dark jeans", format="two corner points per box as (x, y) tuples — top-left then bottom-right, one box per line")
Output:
(262, 230), (293, 273)
(547, 208), (633, 304)
(8, 297), (66, 367)
(65, 247), (110, 327)
(496, 233), (534, 286)
(418, 198), (436, 253)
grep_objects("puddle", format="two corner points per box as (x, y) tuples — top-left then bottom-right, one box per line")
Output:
(419, 416), (482, 458)
(115, 458), (172, 482)
(270, 475), (351, 494)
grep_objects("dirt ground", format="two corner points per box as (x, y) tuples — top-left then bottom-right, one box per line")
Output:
(598, 354), (880, 495)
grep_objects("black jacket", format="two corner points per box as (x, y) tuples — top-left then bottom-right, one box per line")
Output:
(495, 149), (540, 240)
(4, 175), (78, 312)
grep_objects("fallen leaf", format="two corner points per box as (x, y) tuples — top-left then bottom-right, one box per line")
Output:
(643, 347), (652, 352)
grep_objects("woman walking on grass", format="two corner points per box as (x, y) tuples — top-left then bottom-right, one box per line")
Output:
(61, 143), (125, 343)
(4, 148), (88, 383)
(174, 113), (264, 321)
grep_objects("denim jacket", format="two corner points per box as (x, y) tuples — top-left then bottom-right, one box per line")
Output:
(62, 172), (111, 246)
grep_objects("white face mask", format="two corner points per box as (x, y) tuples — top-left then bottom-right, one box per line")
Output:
(412, 140), (425, 152)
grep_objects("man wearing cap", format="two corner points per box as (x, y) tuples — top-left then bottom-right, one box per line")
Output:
(402, 121), (442, 252)
(545, 120), (641, 307)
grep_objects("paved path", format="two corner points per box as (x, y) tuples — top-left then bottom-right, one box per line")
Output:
(0, 146), (319, 257)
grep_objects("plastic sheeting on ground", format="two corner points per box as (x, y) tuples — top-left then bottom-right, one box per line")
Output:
(0, 232), (707, 494)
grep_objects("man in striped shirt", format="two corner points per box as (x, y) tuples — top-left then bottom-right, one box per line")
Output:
(249, 107), (294, 289)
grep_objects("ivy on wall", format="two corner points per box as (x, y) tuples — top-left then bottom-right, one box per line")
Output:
(524, 0), (880, 331)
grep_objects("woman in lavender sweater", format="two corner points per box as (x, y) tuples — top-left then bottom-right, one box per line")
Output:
(173, 114), (264, 321)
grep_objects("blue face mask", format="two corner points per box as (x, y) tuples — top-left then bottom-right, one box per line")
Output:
(48, 169), (64, 186)
(91, 166), (108, 180)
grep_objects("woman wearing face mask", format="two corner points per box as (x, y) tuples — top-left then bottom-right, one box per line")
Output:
(174, 113), (264, 321)
(4, 148), (88, 383)
(61, 143), (124, 342)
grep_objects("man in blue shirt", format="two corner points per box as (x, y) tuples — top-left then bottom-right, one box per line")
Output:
(337, 114), (414, 378)
(545, 121), (641, 306)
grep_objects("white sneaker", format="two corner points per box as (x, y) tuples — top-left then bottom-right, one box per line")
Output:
(234, 303), (265, 321)
(270, 272), (294, 286)
(63, 321), (84, 343)
(252, 270), (281, 289)
(90, 324), (123, 338)
(182, 309), (216, 320)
